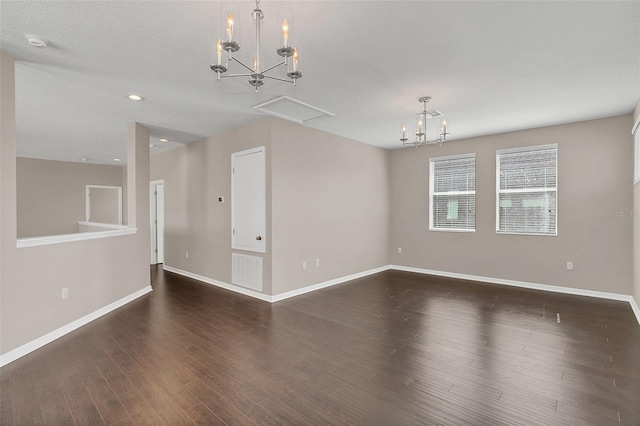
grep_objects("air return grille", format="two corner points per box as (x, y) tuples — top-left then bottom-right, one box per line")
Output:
(232, 253), (263, 292)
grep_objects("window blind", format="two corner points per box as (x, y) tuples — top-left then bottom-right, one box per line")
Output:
(496, 145), (557, 235)
(429, 154), (475, 231)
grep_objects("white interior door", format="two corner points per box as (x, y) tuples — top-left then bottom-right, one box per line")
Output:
(232, 147), (266, 253)
(150, 180), (165, 264)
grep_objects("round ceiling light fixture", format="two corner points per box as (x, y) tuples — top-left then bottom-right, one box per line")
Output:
(159, 138), (168, 143)
(127, 94), (144, 101)
(25, 34), (48, 48)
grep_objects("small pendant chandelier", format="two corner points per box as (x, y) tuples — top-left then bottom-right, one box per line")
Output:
(210, 0), (302, 92)
(401, 96), (449, 147)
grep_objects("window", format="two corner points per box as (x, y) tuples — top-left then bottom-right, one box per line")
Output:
(86, 185), (123, 225)
(429, 154), (476, 231)
(496, 144), (557, 235)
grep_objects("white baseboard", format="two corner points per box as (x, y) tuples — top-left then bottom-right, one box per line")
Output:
(390, 265), (640, 325)
(163, 265), (272, 302)
(271, 265), (391, 302)
(163, 264), (390, 303)
(0, 285), (152, 367)
(630, 297), (640, 326)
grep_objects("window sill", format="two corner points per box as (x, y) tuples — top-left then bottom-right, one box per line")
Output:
(496, 231), (557, 237)
(17, 227), (137, 248)
(429, 228), (476, 233)
(77, 221), (126, 230)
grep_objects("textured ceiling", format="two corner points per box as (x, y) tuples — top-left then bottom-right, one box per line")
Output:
(1, 1), (639, 165)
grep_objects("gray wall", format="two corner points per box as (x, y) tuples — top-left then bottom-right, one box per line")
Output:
(1, 52), (151, 355)
(16, 158), (124, 237)
(150, 117), (391, 297)
(271, 119), (390, 294)
(390, 115), (634, 295)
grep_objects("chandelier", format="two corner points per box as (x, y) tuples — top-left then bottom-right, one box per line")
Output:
(401, 96), (449, 147)
(210, 0), (302, 92)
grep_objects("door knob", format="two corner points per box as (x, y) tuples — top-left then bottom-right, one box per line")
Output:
(256, 236), (262, 241)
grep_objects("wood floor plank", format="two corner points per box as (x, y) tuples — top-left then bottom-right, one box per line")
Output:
(184, 403), (226, 425)
(84, 377), (132, 425)
(9, 369), (45, 425)
(116, 390), (165, 426)
(33, 368), (75, 425)
(60, 374), (106, 425)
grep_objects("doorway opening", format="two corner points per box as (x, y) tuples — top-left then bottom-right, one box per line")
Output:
(150, 180), (165, 265)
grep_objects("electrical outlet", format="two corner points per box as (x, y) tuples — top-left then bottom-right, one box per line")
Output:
(62, 287), (68, 299)
(567, 261), (573, 270)
(303, 261), (307, 270)
(186, 251), (189, 258)
(398, 247), (402, 254)
(315, 258), (320, 267)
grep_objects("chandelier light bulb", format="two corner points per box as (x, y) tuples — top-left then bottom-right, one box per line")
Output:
(282, 19), (289, 48)
(227, 13), (234, 42)
(292, 48), (298, 72)
(216, 38), (222, 65)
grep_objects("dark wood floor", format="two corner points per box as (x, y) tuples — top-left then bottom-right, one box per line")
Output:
(1, 267), (639, 425)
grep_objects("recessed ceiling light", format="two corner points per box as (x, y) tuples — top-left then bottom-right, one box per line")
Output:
(113, 158), (122, 162)
(149, 144), (156, 148)
(25, 34), (48, 48)
(159, 138), (168, 143)
(81, 158), (87, 162)
(127, 94), (144, 101)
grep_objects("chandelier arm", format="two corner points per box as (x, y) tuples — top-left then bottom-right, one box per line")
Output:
(403, 141), (426, 147)
(220, 73), (253, 78)
(262, 75), (295, 83)
(261, 60), (286, 74)
(230, 57), (255, 73)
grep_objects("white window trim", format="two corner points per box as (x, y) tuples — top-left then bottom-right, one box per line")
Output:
(633, 117), (640, 185)
(496, 143), (558, 155)
(86, 184), (123, 225)
(495, 144), (558, 236)
(429, 153), (476, 232)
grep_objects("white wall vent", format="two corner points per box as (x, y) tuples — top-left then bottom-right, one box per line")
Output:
(232, 253), (263, 292)
(253, 96), (335, 124)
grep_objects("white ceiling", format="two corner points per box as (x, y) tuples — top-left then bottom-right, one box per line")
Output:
(1, 1), (639, 165)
